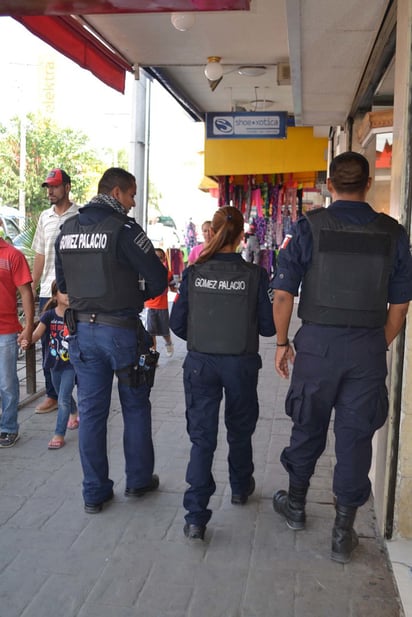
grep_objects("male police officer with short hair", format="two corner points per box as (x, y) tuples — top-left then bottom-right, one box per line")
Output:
(270, 152), (412, 563)
(55, 167), (167, 514)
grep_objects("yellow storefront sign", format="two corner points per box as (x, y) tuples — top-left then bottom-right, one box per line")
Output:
(204, 126), (327, 176)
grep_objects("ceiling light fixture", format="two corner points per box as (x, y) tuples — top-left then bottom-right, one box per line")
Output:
(238, 66), (267, 77)
(170, 12), (195, 31)
(250, 99), (275, 110)
(204, 56), (223, 81)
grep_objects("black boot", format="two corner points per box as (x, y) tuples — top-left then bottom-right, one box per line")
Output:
(272, 484), (307, 530)
(331, 504), (359, 564)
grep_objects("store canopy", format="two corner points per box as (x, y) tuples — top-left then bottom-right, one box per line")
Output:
(10, 1), (249, 94)
(14, 15), (132, 93)
(4, 1), (249, 15)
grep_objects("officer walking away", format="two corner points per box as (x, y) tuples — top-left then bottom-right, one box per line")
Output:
(55, 167), (167, 514)
(270, 152), (412, 564)
(170, 206), (275, 540)
(32, 168), (78, 414)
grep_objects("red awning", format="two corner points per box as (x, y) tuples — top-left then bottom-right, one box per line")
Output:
(14, 15), (132, 93)
(4, 1), (249, 16)
(11, 1), (250, 93)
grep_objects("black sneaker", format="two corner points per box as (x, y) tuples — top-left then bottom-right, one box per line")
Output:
(0, 433), (20, 448)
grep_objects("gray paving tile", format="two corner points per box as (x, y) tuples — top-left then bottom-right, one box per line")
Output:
(2, 314), (404, 617)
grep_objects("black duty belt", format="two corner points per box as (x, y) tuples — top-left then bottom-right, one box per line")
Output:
(302, 321), (373, 329)
(75, 312), (137, 329)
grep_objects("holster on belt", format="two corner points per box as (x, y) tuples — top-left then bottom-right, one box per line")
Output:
(116, 319), (159, 389)
(64, 308), (77, 335)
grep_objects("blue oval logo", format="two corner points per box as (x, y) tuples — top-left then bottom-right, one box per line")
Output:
(214, 119), (232, 133)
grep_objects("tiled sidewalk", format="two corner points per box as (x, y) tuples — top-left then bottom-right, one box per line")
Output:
(0, 320), (404, 616)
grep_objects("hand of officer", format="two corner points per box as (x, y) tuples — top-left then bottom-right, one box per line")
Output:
(275, 344), (295, 379)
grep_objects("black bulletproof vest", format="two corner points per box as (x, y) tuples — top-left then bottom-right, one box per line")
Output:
(298, 208), (400, 327)
(58, 213), (141, 312)
(187, 259), (260, 354)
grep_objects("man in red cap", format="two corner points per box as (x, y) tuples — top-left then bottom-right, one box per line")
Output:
(31, 168), (78, 413)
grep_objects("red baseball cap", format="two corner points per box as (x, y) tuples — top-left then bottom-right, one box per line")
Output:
(42, 168), (71, 187)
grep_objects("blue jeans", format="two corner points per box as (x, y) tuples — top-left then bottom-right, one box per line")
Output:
(0, 333), (19, 434)
(39, 297), (57, 400)
(50, 367), (76, 437)
(67, 321), (154, 505)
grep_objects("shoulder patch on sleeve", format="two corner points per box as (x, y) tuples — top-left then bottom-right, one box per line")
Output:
(133, 231), (153, 254)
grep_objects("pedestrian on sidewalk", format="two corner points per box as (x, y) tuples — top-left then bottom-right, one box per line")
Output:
(270, 151), (412, 563)
(31, 168), (78, 414)
(170, 206), (275, 540)
(187, 220), (212, 265)
(0, 236), (34, 448)
(55, 167), (167, 514)
(22, 281), (78, 450)
(144, 248), (176, 358)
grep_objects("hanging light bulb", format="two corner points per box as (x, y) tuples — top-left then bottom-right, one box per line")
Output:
(171, 12), (195, 31)
(204, 56), (223, 81)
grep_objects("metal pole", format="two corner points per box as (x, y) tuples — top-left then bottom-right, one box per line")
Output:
(19, 113), (26, 220)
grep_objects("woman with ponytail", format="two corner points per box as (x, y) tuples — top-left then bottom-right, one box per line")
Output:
(170, 206), (275, 540)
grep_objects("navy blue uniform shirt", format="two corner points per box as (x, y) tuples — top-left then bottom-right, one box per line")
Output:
(270, 201), (412, 305)
(55, 203), (167, 304)
(170, 252), (275, 341)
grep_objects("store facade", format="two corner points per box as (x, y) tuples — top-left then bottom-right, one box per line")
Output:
(200, 0), (412, 542)
(204, 125), (328, 274)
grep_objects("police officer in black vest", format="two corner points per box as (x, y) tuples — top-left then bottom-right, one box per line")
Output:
(170, 206), (275, 540)
(55, 167), (167, 514)
(270, 152), (412, 563)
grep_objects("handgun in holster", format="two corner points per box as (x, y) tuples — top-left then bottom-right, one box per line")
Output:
(116, 319), (159, 388)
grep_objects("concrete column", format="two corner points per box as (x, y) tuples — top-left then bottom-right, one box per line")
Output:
(130, 71), (151, 229)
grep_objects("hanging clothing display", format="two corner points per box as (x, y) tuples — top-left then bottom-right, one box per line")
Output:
(213, 172), (323, 276)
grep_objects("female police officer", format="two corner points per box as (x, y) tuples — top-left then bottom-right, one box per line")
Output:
(170, 206), (275, 540)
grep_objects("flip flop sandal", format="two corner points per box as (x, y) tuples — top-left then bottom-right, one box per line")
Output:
(48, 438), (65, 450)
(67, 417), (79, 430)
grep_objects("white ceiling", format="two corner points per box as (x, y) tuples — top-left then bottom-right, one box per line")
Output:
(82, 0), (391, 126)
(297, 0), (391, 126)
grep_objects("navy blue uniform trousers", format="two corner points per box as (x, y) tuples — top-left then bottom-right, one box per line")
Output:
(183, 351), (262, 526)
(282, 323), (389, 507)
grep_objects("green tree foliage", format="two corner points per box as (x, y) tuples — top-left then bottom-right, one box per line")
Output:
(0, 113), (106, 219)
(117, 148), (129, 169)
(147, 179), (163, 223)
